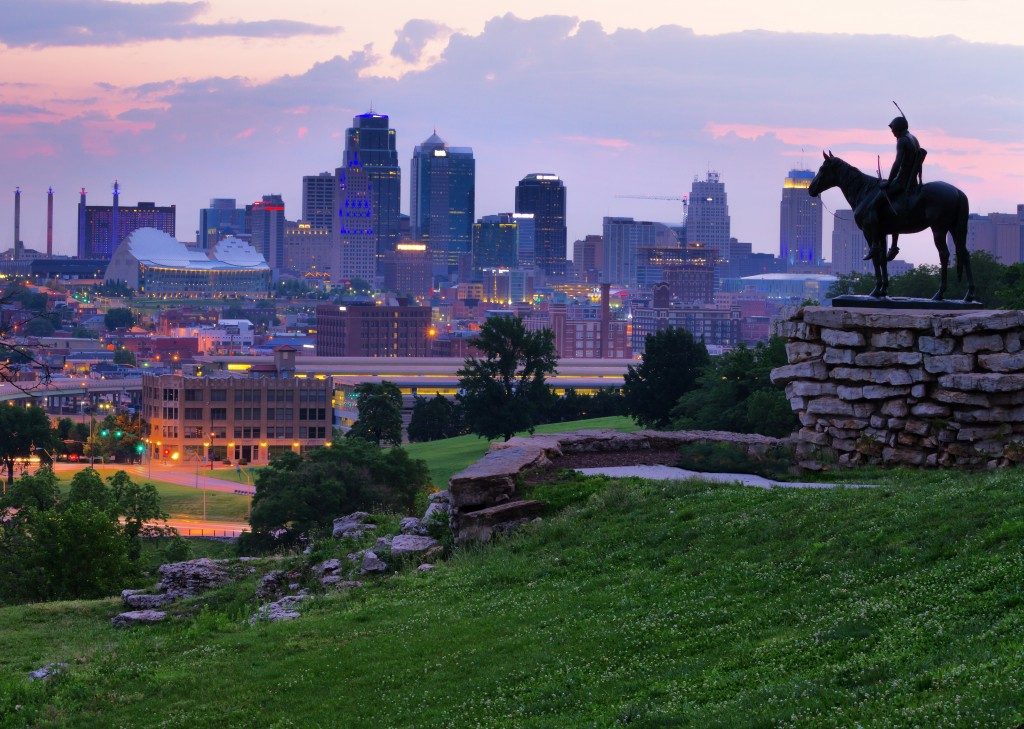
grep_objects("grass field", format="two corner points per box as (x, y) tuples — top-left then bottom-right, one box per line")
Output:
(54, 468), (250, 523)
(403, 415), (639, 487)
(206, 466), (258, 485)
(6, 466), (1024, 726)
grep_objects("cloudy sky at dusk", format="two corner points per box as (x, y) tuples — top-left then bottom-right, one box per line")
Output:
(1, 0), (1022, 265)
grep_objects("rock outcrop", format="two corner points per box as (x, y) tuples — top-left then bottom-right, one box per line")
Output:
(112, 610), (167, 628)
(332, 512), (376, 539)
(773, 306), (1024, 469)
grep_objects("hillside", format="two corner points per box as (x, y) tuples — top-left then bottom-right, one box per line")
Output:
(3, 467), (1024, 726)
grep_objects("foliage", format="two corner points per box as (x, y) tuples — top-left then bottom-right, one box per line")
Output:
(827, 251), (1010, 303)
(93, 280), (133, 298)
(0, 468), (60, 511)
(670, 336), (799, 437)
(346, 382), (404, 447)
(623, 327), (709, 428)
(84, 413), (147, 464)
(108, 470), (167, 561)
(0, 404), (54, 488)
(103, 307), (136, 331)
(71, 324), (98, 339)
(10, 470), (1024, 724)
(249, 439), (429, 537)
(457, 315), (558, 441)
(21, 315), (56, 337)
(112, 348), (137, 366)
(676, 441), (795, 480)
(65, 468), (115, 515)
(407, 395), (465, 442)
(543, 388), (626, 423)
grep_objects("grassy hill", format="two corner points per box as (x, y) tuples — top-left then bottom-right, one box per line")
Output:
(4, 467), (1024, 726)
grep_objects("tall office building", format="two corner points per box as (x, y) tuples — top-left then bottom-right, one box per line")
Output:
(602, 217), (656, 285)
(830, 209), (871, 276)
(410, 132), (475, 272)
(199, 199), (247, 251)
(472, 213), (519, 270)
(572, 234), (603, 283)
(779, 169), (823, 267)
(513, 213), (536, 267)
(283, 221), (333, 280)
(77, 183), (175, 259)
(685, 172), (730, 254)
(515, 173), (567, 276)
(334, 112), (401, 282)
(967, 211), (1023, 263)
(302, 172), (335, 231)
(247, 195), (285, 272)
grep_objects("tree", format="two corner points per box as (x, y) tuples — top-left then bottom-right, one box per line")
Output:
(22, 315), (56, 337)
(113, 348), (137, 366)
(670, 337), (799, 437)
(249, 438), (429, 536)
(457, 315), (558, 441)
(66, 467), (115, 515)
(85, 413), (147, 463)
(623, 327), (709, 428)
(0, 404), (54, 489)
(347, 382), (404, 447)
(108, 470), (167, 561)
(1, 468), (60, 511)
(407, 395), (464, 442)
(104, 307), (136, 331)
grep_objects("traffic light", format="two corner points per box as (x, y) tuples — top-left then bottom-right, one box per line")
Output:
(114, 430), (123, 439)
(99, 429), (109, 437)
(135, 443), (145, 454)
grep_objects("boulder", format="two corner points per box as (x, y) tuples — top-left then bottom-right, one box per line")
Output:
(112, 610), (167, 628)
(399, 516), (427, 535)
(321, 576), (363, 589)
(332, 512), (376, 539)
(390, 534), (441, 557)
(373, 535), (394, 551)
(454, 500), (545, 544)
(311, 559), (341, 578)
(122, 591), (173, 610)
(255, 570), (287, 600)
(360, 550), (388, 574)
(417, 564), (435, 572)
(28, 662), (67, 682)
(250, 594), (309, 624)
(157, 558), (230, 598)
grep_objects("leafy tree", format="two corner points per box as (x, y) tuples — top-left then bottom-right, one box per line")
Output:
(108, 470), (167, 561)
(0, 404), (54, 489)
(407, 395), (464, 442)
(347, 382), (404, 447)
(670, 337), (799, 437)
(85, 413), (147, 463)
(1, 468), (60, 511)
(113, 348), (137, 366)
(66, 467), (115, 515)
(71, 324), (98, 339)
(623, 327), (709, 428)
(22, 315), (56, 337)
(457, 315), (558, 441)
(249, 438), (429, 536)
(104, 307), (136, 331)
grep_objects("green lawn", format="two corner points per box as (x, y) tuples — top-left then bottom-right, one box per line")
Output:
(55, 468), (250, 524)
(4, 467), (1024, 726)
(404, 415), (639, 487)
(207, 466), (258, 485)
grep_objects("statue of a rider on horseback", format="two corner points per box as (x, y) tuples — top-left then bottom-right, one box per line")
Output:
(808, 104), (976, 302)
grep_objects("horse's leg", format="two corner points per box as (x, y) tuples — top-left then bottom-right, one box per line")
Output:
(932, 228), (949, 301)
(879, 251), (890, 297)
(868, 232), (884, 298)
(887, 232), (900, 262)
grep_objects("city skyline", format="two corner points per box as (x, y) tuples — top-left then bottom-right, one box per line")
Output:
(1, 4), (1022, 266)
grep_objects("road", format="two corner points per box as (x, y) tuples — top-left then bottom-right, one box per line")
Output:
(50, 462), (254, 495)
(162, 517), (249, 538)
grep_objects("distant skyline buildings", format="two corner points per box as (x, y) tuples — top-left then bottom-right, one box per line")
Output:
(410, 132), (475, 273)
(685, 171), (730, 256)
(779, 169), (823, 267)
(831, 209), (871, 276)
(302, 172), (335, 230)
(77, 183), (175, 259)
(199, 198), (247, 251)
(472, 213), (519, 270)
(602, 216), (656, 286)
(515, 173), (567, 276)
(246, 194), (286, 272)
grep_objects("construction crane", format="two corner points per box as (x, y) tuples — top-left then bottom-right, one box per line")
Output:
(614, 194), (688, 225)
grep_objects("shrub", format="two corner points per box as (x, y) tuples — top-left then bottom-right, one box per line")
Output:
(676, 442), (795, 481)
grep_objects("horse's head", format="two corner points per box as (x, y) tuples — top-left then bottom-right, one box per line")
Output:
(808, 150), (839, 198)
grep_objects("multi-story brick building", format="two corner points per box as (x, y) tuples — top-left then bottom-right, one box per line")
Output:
(630, 283), (741, 352)
(142, 346), (332, 465)
(315, 302), (432, 357)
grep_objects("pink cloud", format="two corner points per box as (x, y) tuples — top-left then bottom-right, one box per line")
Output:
(560, 134), (633, 151)
(297, 126), (308, 139)
(234, 127), (255, 140)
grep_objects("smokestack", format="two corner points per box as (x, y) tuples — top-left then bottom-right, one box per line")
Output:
(13, 187), (21, 260)
(46, 187), (53, 257)
(77, 188), (86, 258)
(111, 180), (120, 255)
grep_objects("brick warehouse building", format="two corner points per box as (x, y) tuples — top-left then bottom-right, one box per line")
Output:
(315, 302), (432, 357)
(142, 347), (332, 465)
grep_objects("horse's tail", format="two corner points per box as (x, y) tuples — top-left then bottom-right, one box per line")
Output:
(954, 190), (970, 283)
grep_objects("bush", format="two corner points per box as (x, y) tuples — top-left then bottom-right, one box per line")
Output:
(676, 442), (795, 481)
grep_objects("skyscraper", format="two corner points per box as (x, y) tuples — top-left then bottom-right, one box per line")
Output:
(77, 183), (175, 259)
(685, 171), (730, 255)
(602, 217), (656, 285)
(302, 172), (335, 231)
(247, 195), (285, 272)
(830, 209), (871, 276)
(513, 213), (536, 267)
(410, 132), (475, 273)
(334, 112), (401, 282)
(199, 199), (247, 251)
(515, 173), (567, 276)
(779, 169), (823, 267)
(472, 213), (519, 270)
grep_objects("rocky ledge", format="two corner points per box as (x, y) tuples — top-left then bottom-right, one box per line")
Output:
(772, 306), (1024, 469)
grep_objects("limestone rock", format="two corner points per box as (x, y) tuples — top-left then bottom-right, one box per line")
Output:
(390, 534), (441, 557)
(360, 550), (388, 574)
(923, 354), (974, 374)
(28, 662), (67, 681)
(821, 328), (865, 347)
(455, 500), (545, 544)
(250, 594), (309, 624)
(855, 351), (923, 367)
(785, 342), (824, 363)
(918, 336), (955, 355)
(157, 558), (230, 599)
(255, 570), (287, 600)
(786, 381), (838, 398)
(862, 385), (911, 400)
(806, 397), (854, 416)
(122, 591), (173, 610)
(823, 348), (856, 365)
(332, 512), (376, 539)
(935, 311), (1024, 337)
(910, 403), (950, 418)
(938, 373), (1024, 393)
(112, 610), (167, 628)
(870, 330), (916, 349)
(417, 564), (435, 572)
(978, 352), (1024, 373)
(831, 367), (915, 387)
(775, 320), (819, 341)
(399, 516), (427, 535)
(769, 361), (828, 385)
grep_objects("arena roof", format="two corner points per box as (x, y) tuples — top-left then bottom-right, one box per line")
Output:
(122, 228), (269, 271)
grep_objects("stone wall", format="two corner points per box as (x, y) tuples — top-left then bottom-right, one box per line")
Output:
(448, 429), (781, 543)
(772, 307), (1024, 469)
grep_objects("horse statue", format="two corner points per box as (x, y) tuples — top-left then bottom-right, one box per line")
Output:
(808, 151), (975, 301)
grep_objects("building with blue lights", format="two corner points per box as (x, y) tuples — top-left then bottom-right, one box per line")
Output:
(410, 132), (475, 274)
(779, 169), (822, 267)
(77, 183), (175, 260)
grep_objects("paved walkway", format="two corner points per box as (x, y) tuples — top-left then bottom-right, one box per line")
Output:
(574, 465), (877, 490)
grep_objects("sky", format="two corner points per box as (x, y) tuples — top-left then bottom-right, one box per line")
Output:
(1, 0), (1022, 266)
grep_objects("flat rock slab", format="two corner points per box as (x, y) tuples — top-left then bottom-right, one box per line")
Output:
(112, 610), (167, 628)
(575, 465), (876, 490)
(390, 534), (440, 557)
(831, 296), (984, 311)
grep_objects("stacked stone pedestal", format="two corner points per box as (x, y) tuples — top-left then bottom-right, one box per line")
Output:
(772, 307), (1024, 469)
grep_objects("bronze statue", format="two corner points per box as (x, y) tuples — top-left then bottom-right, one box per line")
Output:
(808, 146), (975, 301)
